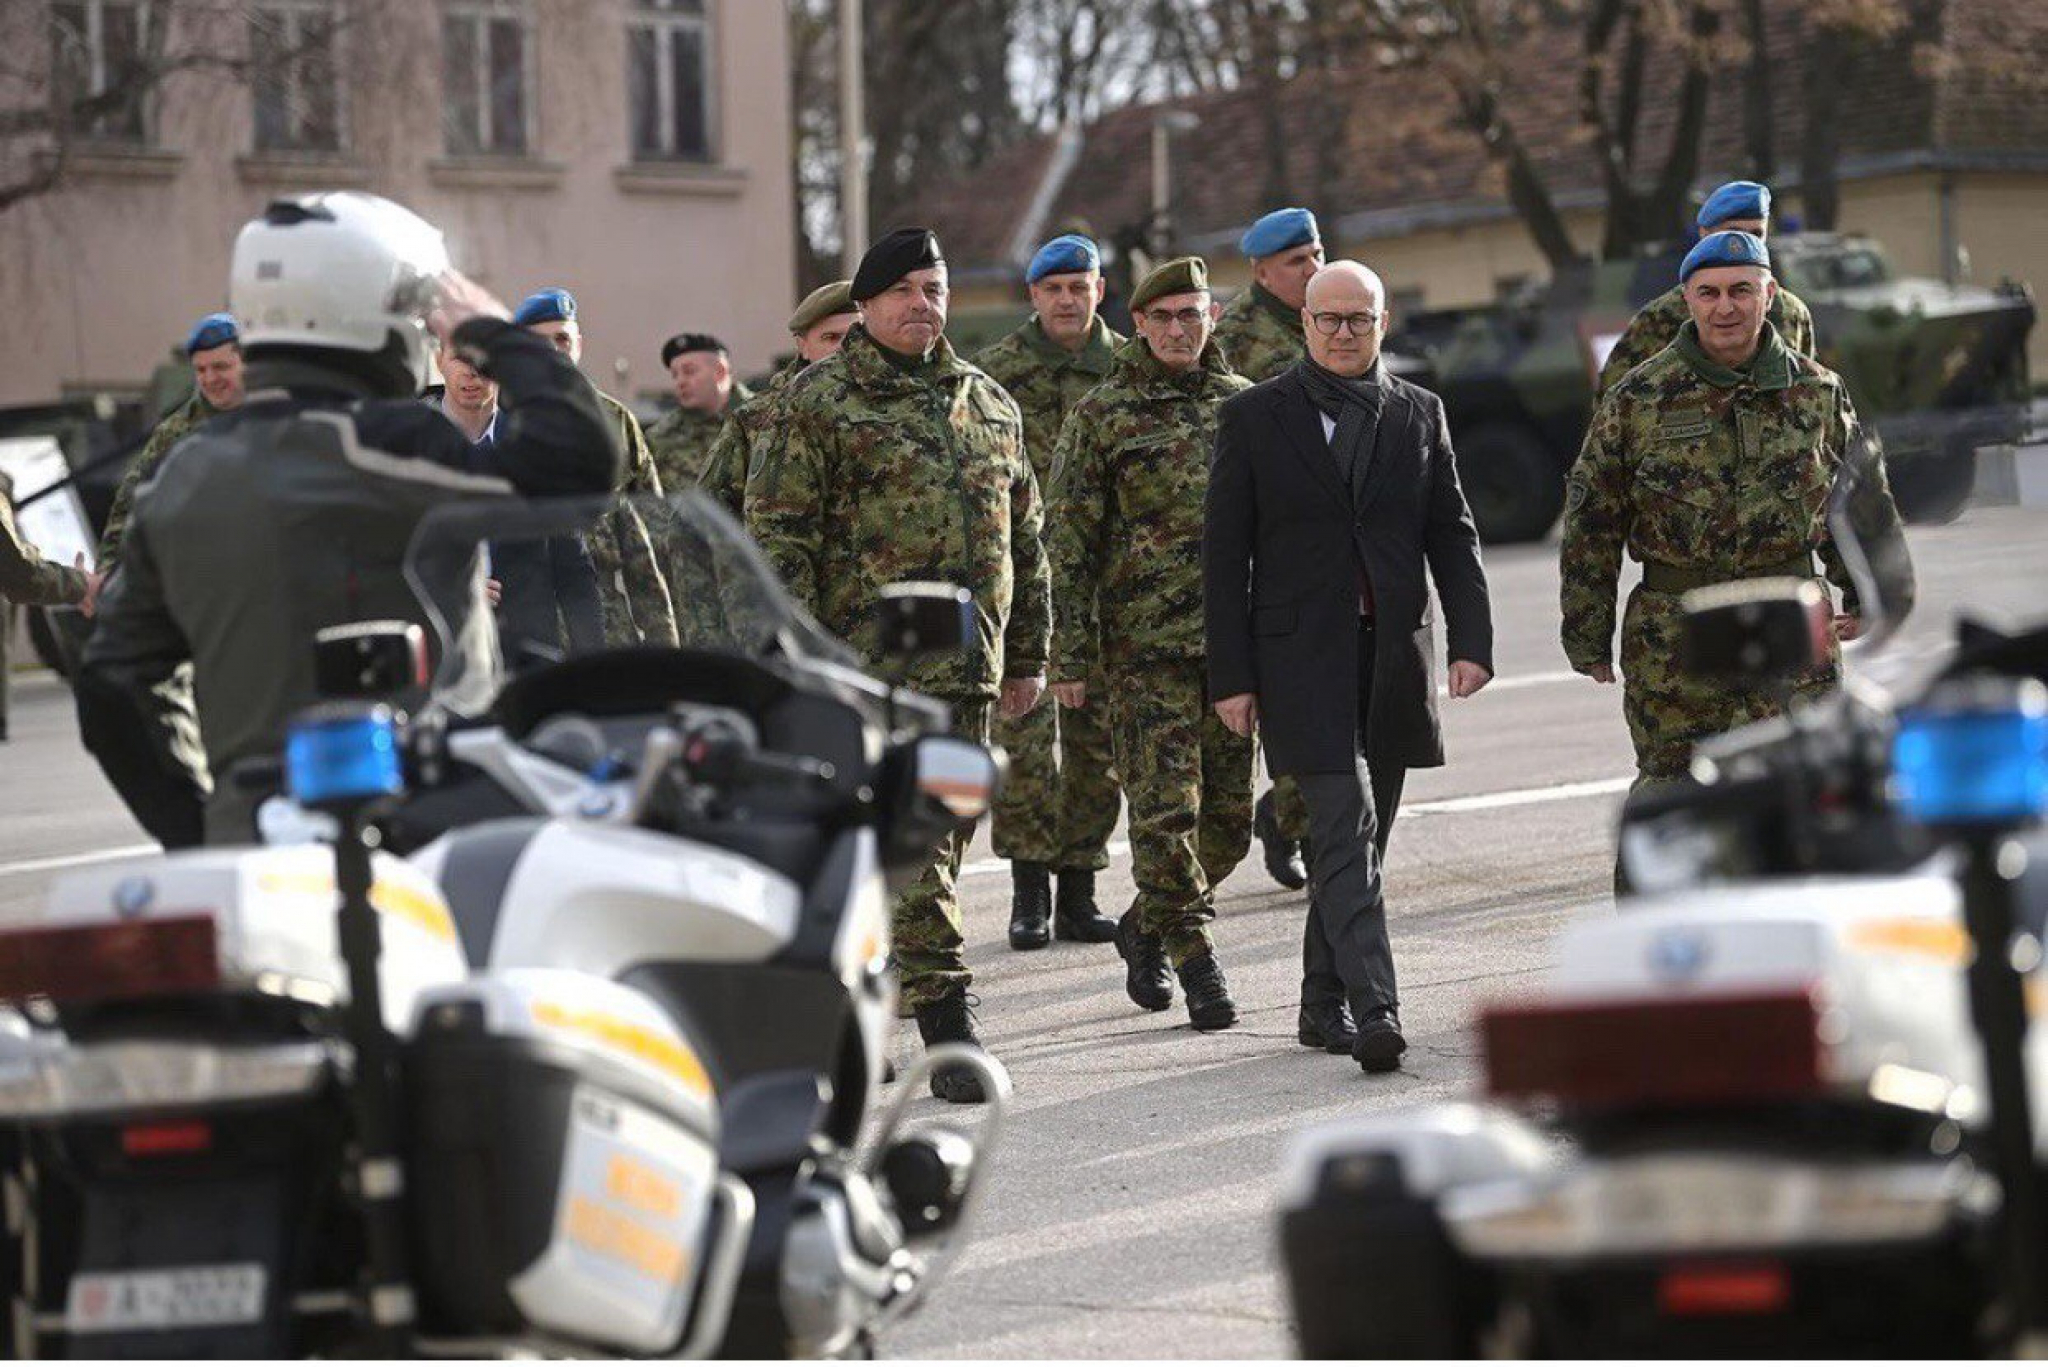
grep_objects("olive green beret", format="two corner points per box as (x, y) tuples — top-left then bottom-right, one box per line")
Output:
(789, 279), (856, 333)
(1129, 256), (1210, 312)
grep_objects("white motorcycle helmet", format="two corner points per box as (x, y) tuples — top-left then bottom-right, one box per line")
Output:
(229, 191), (450, 393)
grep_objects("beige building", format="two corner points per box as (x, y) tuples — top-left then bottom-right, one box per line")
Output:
(0, 0), (794, 409)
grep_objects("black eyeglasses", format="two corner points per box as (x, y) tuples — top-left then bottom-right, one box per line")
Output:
(1141, 307), (1207, 331)
(1310, 310), (1381, 336)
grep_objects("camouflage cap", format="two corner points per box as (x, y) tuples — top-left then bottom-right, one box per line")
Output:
(1680, 230), (1771, 283)
(1130, 256), (1210, 311)
(788, 279), (855, 333)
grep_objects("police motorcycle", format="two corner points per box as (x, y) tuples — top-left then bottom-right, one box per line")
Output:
(0, 491), (1009, 1358)
(1278, 437), (2048, 1356)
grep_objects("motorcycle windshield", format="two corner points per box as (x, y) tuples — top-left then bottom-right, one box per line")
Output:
(1829, 421), (1917, 659)
(402, 489), (856, 719)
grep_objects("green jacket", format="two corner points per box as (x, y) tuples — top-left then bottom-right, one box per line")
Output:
(745, 324), (1051, 699)
(1598, 283), (1817, 397)
(645, 380), (753, 495)
(704, 364), (799, 518)
(1, 470), (89, 606)
(1211, 282), (1307, 383)
(1048, 337), (1251, 676)
(971, 316), (1122, 478)
(588, 390), (679, 646)
(98, 393), (219, 567)
(1560, 321), (1904, 670)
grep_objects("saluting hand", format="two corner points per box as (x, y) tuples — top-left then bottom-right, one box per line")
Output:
(1213, 692), (1259, 738)
(1447, 660), (1492, 699)
(425, 268), (510, 346)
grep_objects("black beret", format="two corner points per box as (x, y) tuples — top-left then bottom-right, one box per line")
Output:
(660, 332), (727, 368)
(851, 227), (944, 302)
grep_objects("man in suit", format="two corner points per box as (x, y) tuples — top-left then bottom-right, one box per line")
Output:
(1204, 260), (1494, 1074)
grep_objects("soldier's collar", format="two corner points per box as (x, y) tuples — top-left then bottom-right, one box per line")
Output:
(1116, 334), (1230, 392)
(843, 323), (964, 389)
(1673, 321), (1793, 392)
(1250, 281), (1301, 325)
(1023, 315), (1117, 373)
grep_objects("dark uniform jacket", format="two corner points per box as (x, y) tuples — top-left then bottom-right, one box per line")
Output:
(1204, 361), (1493, 775)
(79, 318), (620, 846)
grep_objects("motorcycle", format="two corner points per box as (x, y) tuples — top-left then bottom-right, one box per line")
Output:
(1276, 437), (2048, 1355)
(0, 492), (1009, 1357)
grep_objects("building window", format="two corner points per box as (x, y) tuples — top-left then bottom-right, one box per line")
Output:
(443, 0), (532, 156)
(50, 0), (156, 143)
(250, 1), (343, 154)
(625, 0), (713, 162)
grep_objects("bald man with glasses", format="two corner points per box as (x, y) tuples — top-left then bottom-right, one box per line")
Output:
(1204, 260), (1494, 1074)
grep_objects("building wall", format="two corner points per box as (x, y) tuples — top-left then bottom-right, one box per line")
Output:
(0, 0), (793, 409)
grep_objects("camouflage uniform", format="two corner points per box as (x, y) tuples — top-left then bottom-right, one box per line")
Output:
(2, 469), (91, 738)
(98, 393), (219, 567)
(1048, 336), (1253, 968)
(1561, 320), (1903, 782)
(746, 323), (1052, 1007)
(588, 391), (680, 647)
(644, 380), (753, 496)
(705, 363), (800, 517)
(1211, 282), (1315, 842)
(1598, 283), (1816, 398)
(972, 316), (1125, 873)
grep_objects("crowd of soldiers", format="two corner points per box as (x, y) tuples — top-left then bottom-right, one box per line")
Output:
(1, 173), (1905, 1103)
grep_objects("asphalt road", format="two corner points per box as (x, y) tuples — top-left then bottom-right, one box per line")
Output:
(2, 502), (2044, 1358)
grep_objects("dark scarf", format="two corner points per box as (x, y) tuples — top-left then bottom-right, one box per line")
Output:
(1296, 357), (1387, 494)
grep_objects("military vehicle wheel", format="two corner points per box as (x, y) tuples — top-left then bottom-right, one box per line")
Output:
(1890, 438), (1977, 526)
(1456, 423), (1565, 544)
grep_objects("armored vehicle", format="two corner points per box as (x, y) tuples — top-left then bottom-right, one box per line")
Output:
(1389, 232), (2036, 543)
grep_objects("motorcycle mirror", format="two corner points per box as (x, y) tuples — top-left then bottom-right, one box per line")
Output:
(1679, 578), (1830, 684)
(1827, 426), (1917, 657)
(874, 583), (974, 662)
(911, 735), (1002, 825)
(313, 621), (429, 700)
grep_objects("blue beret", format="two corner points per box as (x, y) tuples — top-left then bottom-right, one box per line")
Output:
(186, 311), (239, 355)
(1680, 230), (1772, 283)
(1697, 180), (1771, 231)
(1026, 233), (1100, 284)
(1239, 207), (1319, 259)
(512, 287), (577, 327)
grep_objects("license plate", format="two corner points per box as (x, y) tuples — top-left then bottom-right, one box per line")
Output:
(66, 1263), (267, 1334)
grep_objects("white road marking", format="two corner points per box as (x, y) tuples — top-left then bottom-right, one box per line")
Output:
(0, 843), (158, 880)
(958, 773), (1632, 878)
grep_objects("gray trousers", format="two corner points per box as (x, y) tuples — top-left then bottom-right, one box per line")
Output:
(1296, 619), (1405, 1016)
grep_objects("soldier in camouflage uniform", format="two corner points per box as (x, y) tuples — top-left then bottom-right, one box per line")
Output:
(515, 289), (679, 647)
(644, 333), (751, 495)
(704, 280), (859, 517)
(1597, 181), (1817, 398)
(1561, 232), (1908, 814)
(2, 468), (95, 740)
(746, 228), (1050, 1104)
(1212, 208), (1327, 891)
(971, 234), (1125, 952)
(1049, 256), (1251, 1032)
(99, 313), (248, 568)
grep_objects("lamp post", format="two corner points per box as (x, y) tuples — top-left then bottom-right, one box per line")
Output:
(1149, 109), (1201, 259)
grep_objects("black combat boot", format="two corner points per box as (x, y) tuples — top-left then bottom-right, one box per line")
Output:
(1297, 998), (1358, 1053)
(913, 991), (988, 1104)
(1177, 952), (1239, 1031)
(1052, 867), (1117, 942)
(1352, 1006), (1407, 1074)
(1008, 862), (1052, 950)
(1254, 791), (1308, 890)
(1115, 910), (1173, 1012)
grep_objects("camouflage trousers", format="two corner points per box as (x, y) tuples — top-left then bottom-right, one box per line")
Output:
(1265, 772), (1311, 842)
(1106, 660), (1255, 968)
(990, 666), (1121, 871)
(1621, 584), (1840, 780)
(894, 697), (991, 1010)
(590, 500), (679, 647)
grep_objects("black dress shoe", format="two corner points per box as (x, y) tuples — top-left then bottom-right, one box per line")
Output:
(1115, 910), (1173, 1012)
(1008, 862), (1052, 951)
(1177, 952), (1239, 1031)
(1254, 791), (1308, 890)
(1053, 867), (1118, 942)
(1297, 998), (1357, 1053)
(1352, 1009), (1407, 1074)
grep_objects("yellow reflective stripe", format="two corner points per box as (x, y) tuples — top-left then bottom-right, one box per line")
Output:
(1846, 918), (1968, 964)
(562, 1194), (689, 1283)
(253, 871), (456, 943)
(531, 1000), (714, 1100)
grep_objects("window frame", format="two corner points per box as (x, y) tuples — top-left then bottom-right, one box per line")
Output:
(50, 0), (158, 145)
(248, 0), (348, 156)
(624, 0), (718, 165)
(440, 0), (537, 158)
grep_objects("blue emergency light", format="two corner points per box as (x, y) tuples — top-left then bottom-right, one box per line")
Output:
(285, 705), (406, 808)
(1892, 679), (2048, 828)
